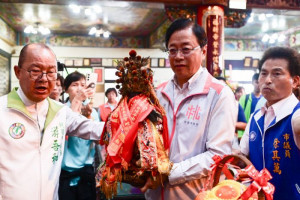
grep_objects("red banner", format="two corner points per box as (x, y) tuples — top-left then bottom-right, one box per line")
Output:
(105, 95), (154, 167)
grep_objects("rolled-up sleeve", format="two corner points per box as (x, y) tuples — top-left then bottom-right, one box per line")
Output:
(65, 107), (105, 140)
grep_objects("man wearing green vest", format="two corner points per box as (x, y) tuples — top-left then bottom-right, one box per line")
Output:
(238, 73), (262, 138)
(0, 43), (104, 200)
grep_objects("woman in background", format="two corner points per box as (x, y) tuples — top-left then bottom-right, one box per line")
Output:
(49, 73), (64, 102)
(98, 88), (118, 122)
(59, 71), (99, 200)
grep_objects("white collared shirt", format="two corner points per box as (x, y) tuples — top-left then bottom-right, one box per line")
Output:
(17, 88), (48, 136)
(172, 66), (203, 111)
(240, 94), (300, 155)
(261, 95), (292, 130)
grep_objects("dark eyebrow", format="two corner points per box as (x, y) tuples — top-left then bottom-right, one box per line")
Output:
(273, 68), (283, 71)
(260, 68), (267, 72)
(168, 42), (192, 47)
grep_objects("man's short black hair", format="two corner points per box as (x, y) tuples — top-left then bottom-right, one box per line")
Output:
(105, 88), (117, 97)
(165, 18), (207, 49)
(258, 46), (300, 77)
(252, 73), (259, 81)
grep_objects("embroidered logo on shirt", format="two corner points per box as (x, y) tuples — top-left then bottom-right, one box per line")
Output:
(184, 104), (201, 126)
(185, 104), (201, 120)
(51, 122), (65, 164)
(9, 123), (26, 139)
(249, 131), (257, 141)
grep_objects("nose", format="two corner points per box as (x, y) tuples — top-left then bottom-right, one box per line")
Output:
(265, 74), (272, 84)
(53, 84), (59, 90)
(79, 84), (85, 90)
(37, 73), (48, 81)
(174, 50), (184, 59)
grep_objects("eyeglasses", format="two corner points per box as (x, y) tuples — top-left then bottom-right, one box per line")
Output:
(167, 46), (201, 57)
(21, 68), (57, 81)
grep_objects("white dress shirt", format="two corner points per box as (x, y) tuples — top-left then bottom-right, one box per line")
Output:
(17, 88), (48, 137)
(240, 94), (300, 155)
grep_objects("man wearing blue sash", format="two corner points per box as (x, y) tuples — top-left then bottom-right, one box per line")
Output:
(240, 47), (300, 200)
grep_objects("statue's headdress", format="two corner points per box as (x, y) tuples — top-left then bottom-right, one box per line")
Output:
(97, 50), (171, 199)
(115, 50), (153, 97)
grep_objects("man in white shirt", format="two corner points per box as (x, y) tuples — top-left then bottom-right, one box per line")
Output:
(143, 18), (237, 200)
(240, 46), (300, 200)
(0, 43), (104, 200)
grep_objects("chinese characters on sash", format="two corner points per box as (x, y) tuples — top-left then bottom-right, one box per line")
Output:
(272, 133), (292, 175)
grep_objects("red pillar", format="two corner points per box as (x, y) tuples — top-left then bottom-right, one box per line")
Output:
(197, 6), (224, 77)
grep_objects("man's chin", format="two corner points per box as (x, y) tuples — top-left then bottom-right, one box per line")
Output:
(30, 94), (49, 102)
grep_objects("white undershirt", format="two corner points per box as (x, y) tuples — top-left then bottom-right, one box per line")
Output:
(172, 67), (203, 112)
(17, 88), (49, 138)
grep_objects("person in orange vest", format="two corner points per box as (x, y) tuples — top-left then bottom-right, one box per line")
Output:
(98, 88), (118, 122)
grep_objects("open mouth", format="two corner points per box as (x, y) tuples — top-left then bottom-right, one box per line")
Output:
(35, 86), (48, 93)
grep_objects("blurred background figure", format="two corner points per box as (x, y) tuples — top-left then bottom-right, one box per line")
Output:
(239, 73), (262, 122)
(59, 71), (99, 200)
(233, 86), (247, 142)
(98, 88), (118, 122)
(216, 76), (247, 147)
(238, 73), (262, 139)
(49, 73), (64, 102)
(234, 86), (245, 101)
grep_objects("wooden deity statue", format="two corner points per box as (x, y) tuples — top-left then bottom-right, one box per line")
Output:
(96, 50), (172, 199)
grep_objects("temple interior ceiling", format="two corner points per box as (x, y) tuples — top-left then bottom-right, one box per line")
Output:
(0, 0), (300, 41)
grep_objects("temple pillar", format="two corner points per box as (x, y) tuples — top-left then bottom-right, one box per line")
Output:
(197, 6), (224, 77)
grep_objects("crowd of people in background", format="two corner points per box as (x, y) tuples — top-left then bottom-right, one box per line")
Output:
(49, 73), (139, 199)
(0, 18), (299, 200)
(58, 71), (100, 200)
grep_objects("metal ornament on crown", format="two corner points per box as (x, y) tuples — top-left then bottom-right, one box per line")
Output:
(115, 50), (154, 97)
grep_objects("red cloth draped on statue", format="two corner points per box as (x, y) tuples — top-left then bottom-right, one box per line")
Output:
(100, 94), (168, 168)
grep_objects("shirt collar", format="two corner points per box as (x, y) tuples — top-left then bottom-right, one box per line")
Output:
(260, 94), (298, 120)
(172, 66), (203, 89)
(17, 87), (49, 110)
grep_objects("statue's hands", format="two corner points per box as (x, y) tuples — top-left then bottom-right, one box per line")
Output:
(140, 174), (168, 193)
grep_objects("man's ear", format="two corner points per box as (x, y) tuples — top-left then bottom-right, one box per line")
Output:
(201, 45), (207, 58)
(14, 65), (21, 80)
(292, 75), (300, 89)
